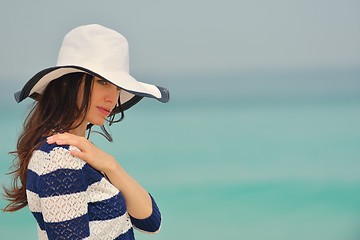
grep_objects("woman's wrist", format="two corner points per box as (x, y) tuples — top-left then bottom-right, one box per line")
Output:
(103, 156), (122, 175)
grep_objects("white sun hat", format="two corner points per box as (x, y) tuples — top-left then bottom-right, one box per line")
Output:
(14, 24), (169, 111)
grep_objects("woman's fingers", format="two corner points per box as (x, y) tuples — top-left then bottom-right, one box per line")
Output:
(47, 133), (87, 150)
(46, 132), (117, 173)
(47, 134), (90, 160)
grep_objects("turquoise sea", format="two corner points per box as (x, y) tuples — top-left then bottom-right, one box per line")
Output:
(1, 71), (360, 239)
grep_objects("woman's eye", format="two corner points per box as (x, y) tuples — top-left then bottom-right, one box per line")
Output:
(97, 79), (121, 91)
(97, 79), (108, 85)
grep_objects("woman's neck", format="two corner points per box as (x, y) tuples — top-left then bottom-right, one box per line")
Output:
(69, 121), (88, 137)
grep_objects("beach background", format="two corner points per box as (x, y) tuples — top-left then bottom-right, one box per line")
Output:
(1, 1), (360, 239)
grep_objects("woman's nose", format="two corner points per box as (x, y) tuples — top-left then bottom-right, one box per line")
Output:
(105, 85), (120, 103)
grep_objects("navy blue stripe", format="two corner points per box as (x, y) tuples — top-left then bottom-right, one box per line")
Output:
(45, 214), (90, 240)
(37, 142), (70, 154)
(82, 163), (103, 185)
(39, 168), (87, 197)
(32, 212), (46, 230)
(88, 193), (126, 221)
(114, 228), (135, 240)
(26, 169), (39, 193)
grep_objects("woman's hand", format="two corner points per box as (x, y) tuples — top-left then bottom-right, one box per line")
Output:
(46, 132), (117, 174)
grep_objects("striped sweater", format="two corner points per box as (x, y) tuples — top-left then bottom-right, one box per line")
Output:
(26, 142), (161, 239)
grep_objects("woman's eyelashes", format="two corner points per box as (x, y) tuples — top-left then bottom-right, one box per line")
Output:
(97, 79), (109, 85)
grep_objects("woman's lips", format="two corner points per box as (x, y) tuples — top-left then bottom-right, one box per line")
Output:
(97, 107), (111, 116)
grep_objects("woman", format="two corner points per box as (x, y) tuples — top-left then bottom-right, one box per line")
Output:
(3, 24), (169, 239)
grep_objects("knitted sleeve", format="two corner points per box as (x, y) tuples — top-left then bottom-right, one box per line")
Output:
(38, 146), (90, 240)
(129, 194), (162, 233)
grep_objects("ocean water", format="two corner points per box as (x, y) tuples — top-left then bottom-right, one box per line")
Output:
(1, 72), (360, 240)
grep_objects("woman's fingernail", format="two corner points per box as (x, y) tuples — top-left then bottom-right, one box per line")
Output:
(47, 136), (53, 142)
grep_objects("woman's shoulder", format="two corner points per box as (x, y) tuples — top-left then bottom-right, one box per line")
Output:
(29, 141), (86, 175)
(36, 139), (70, 153)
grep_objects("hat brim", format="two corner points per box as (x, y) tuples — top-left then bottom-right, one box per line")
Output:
(14, 66), (169, 111)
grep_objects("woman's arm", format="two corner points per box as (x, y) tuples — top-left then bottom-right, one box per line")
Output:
(47, 133), (154, 220)
(104, 159), (153, 218)
(30, 145), (90, 239)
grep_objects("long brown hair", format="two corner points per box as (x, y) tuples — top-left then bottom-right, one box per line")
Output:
(3, 72), (94, 212)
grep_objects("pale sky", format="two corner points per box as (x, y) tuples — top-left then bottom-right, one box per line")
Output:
(1, 0), (360, 80)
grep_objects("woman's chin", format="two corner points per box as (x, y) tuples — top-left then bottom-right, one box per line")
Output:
(90, 119), (106, 126)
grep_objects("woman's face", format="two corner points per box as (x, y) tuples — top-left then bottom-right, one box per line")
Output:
(83, 76), (121, 126)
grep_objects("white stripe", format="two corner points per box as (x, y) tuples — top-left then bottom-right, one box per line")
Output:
(41, 191), (88, 223)
(28, 150), (48, 175)
(28, 146), (86, 175)
(37, 225), (48, 240)
(89, 212), (132, 239)
(87, 178), (119, 203)
(26, 190), (42, 212)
